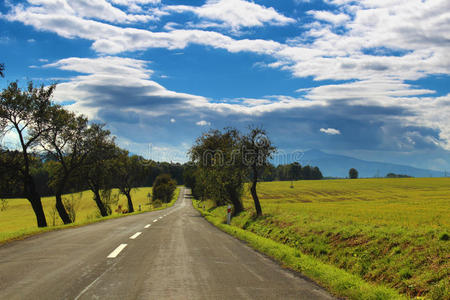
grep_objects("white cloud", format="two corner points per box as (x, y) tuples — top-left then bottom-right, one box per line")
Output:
(196, 120), (211, 126)
(320, 128), (341, 135)
(109, 0), (160, 5)
(22, 0), (159, 23)
(170, 118), (176, 123)
(165, 0), (295, 31)
(6, 0), (450, 85)
(307, 10), (350, 25)
(45, 56), (153, 78)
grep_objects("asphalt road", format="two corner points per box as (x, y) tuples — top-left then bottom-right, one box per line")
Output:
(0, 188), (335, 299)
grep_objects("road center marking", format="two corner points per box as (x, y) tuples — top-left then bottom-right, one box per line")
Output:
(144, 224), (151, 228)
(153, 219), (158, 222)
(130, 232), (142, 239)
(107, 244), (127, 258)
(159, 216), (163, 219)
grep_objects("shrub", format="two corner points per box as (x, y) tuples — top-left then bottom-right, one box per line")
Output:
(349, 168), (358, 179)
(152, 199), (162, 208)
(152, 174), (177, 203)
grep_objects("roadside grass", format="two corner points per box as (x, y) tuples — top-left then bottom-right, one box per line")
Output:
(194, 200), (404, 300)
(0, 187), (180, 244)
(194, 178), (450, 299)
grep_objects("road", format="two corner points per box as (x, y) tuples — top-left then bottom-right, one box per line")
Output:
(0, 188), (334, 299)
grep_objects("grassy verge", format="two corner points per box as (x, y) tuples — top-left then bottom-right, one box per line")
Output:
(193, 199), (405, 300)
(0, 187), (180, 244)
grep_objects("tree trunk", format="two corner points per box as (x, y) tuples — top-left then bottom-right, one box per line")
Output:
(229, 187), (243, 216)
(55, 192), (72, 224)
(231, 198), (244, 216)
(25, 176), (48, 227)
(125, 192), (134, 213)
(250, 165), (262, 216)
(93, 189), (108, 217)
(29, 194), (48, 227)
(55, 176), (72, 224)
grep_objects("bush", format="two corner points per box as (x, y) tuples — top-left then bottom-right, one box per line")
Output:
(100, 189), (119, 215)
(63, 192), (82, 222)
(152, 174), (177, 203)
(0, 198), (8, 211)
(349, 168), (358, 179)
(152, 199), (162, 208)
(439, 232), (449, 241)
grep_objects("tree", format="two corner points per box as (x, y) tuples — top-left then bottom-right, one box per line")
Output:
(113, 152), (146, 213)
(0, 82), (56, 227)
(189, 128), (245, 215)
(302, 165), (313, 179)
(312, 166), (323, 180)
(79, 124), (117, 217)
(349, 168), (358, 179)
(152, 174), (176, 203)
(289, 162), (302, 187)
(0, 149), (22, 198)
(41, 107), (90, 224)
(242, 127), (276, 217)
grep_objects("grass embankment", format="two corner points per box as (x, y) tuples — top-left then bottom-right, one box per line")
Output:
(194, 178), (449, 299)
(0, 187), (180, 244)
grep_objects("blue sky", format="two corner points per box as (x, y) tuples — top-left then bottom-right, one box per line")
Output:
(1, 0), (449, 171)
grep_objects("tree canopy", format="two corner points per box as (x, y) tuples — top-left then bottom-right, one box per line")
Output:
(152, 173), (177, 204)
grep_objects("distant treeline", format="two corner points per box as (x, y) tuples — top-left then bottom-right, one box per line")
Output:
(0, 153), (185, 199)
(386, 173), (413, 178)
(261, 162), (323, 181)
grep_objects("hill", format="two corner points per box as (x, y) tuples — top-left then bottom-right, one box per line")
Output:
(299, 149), (446, 178)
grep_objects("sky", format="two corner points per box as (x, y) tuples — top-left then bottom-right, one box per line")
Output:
(1, 0), (449, 171)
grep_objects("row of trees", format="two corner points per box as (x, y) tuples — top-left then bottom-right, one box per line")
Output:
(184, 128), (325, 217)
(0, 81), (175, 227)
(0, 154), (185, 199)
(185, 127), (276, 217)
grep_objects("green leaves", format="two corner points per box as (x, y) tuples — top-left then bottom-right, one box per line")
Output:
(152, 173), (176, 203)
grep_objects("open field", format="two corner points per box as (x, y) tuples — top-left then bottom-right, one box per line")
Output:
(199, 178), (450, 299)
(0, 187), (180, 243)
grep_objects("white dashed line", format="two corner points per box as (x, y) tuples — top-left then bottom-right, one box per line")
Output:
(130, 232), (142, 239)
(144, 224), (151, 228)
(107, 244), (127, 258)
(153, 219), (158, 223)
(159, 216), (163, 219)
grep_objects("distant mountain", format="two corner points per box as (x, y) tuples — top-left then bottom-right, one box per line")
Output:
(298, 149), (446, 178)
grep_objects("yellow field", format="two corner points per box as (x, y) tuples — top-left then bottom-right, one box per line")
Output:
(246, 178), (449, 230)
(0, 187), (179, 242)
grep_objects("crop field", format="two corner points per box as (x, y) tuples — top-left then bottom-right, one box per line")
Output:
(0, 187), (179, 243)
(204, 178), (450, 299)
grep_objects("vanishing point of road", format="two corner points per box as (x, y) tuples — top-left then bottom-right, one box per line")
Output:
(0, 188), (334, 299)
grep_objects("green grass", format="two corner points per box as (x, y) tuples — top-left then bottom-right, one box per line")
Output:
(195, 178), (450, 299)
(0, 187), (180, 244)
